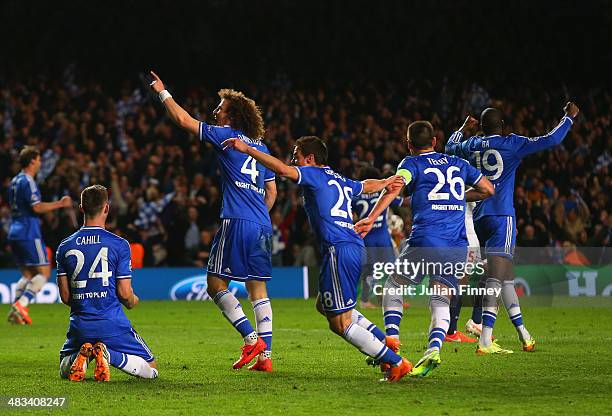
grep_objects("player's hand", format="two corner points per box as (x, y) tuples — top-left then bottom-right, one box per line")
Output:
(59, 196), (72, 208)
(132, 294), (140, 308)
(149, 70), (165, 93)
(564, 102), (579, 119)
(385, 175), (405, 193)
(354, 217), (374, 238)
(459, 115), (479, 134)
(222, 138), (249, 153)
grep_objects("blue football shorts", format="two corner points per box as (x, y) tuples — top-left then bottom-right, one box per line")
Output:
(10, 238), (49, 266)
(319, 243), (365, 313)
(207, 218), (273, 281)
(474, 215), (516, 259)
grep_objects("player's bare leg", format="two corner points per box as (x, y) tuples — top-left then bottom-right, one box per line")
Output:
(246, 280), (273, 372)
(207, 274), (264, 369)
(325, 308), (412, 382)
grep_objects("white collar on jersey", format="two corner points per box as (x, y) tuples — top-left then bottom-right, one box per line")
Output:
(418, 151), (436, 156)
(81, 226), (104, 230)
(482, 134), (501, 138)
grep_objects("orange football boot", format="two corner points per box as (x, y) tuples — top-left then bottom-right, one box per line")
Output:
(248, 357), (273, 372)
(233, 338), (266, 369)
(92, 342), (111, 382)
(385, 358), (413, 382)
(11, 302), (32, 325)
(445, 331), (478, 343)
(69, 343), (93, 382)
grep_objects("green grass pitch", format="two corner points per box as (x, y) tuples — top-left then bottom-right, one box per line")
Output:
(1, 299), (611, 415)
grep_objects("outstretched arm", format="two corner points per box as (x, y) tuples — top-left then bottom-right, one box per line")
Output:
(466, 176), (495, 202)
(354, 184), (404, 238)
(32, 196), (72, 214)
(514, 102), (579, 157)
(149, 71), (200, 136)
(361, 176), (405, 194)
(224, 138), (299, 181)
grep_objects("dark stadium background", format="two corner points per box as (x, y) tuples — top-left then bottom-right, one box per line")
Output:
(0, 0), (610, 268)
(2, 1), (610, 86)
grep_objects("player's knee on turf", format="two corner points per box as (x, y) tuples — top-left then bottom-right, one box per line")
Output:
(59, 355), (74, 379)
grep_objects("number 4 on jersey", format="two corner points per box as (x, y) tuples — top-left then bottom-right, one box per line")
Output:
(241, 156), (259, 183)
(65, 247), (112, 288)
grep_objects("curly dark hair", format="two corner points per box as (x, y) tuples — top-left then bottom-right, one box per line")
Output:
(218, 89), (265, 139)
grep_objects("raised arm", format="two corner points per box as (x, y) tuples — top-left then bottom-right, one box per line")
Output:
(514, 102), (579, 158)
(224, 138), (299, 181)
(445, 115), (479, 157)
(149, 71), (200, 136)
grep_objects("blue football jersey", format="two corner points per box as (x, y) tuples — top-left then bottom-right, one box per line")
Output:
(396, 151), (483, 246)
(445, 116), (573, 220)
(199, 122), (275, 227)
(353, 192), (403, 247)
(7, 172), (42, 240)
(56, 226), (133, 338)
(295, 166), (365, 251)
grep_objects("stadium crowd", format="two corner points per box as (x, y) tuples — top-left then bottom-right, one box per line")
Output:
(0, 74), (610, 268)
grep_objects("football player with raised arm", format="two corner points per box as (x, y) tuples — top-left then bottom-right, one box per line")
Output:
(445, 102), (579, 354)
(149, 71), (276, 371)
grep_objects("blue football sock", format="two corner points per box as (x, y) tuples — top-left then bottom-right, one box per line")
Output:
(448, 295), (462, 335)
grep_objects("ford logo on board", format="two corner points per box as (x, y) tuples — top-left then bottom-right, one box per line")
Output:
(170, 274), (248, 301)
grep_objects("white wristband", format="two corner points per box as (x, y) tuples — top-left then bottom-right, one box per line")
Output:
(159, 90), (172, 102)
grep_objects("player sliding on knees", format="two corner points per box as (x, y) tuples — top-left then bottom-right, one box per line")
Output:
(445, 102), (579, 354)
(225, 135), (413, 382)
(150, 71), (276, 371)
(7, 146), (72, 325)
(354, 121), (495, 377)
(57, 185), (158, 382)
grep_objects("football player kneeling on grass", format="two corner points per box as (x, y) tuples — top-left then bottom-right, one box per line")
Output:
(57, 185), (158, 382)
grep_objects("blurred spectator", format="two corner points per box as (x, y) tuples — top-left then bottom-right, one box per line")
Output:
(192, 229), (213, 268)
(184, 206), (202, 251)
(0, 73), (610, 268)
